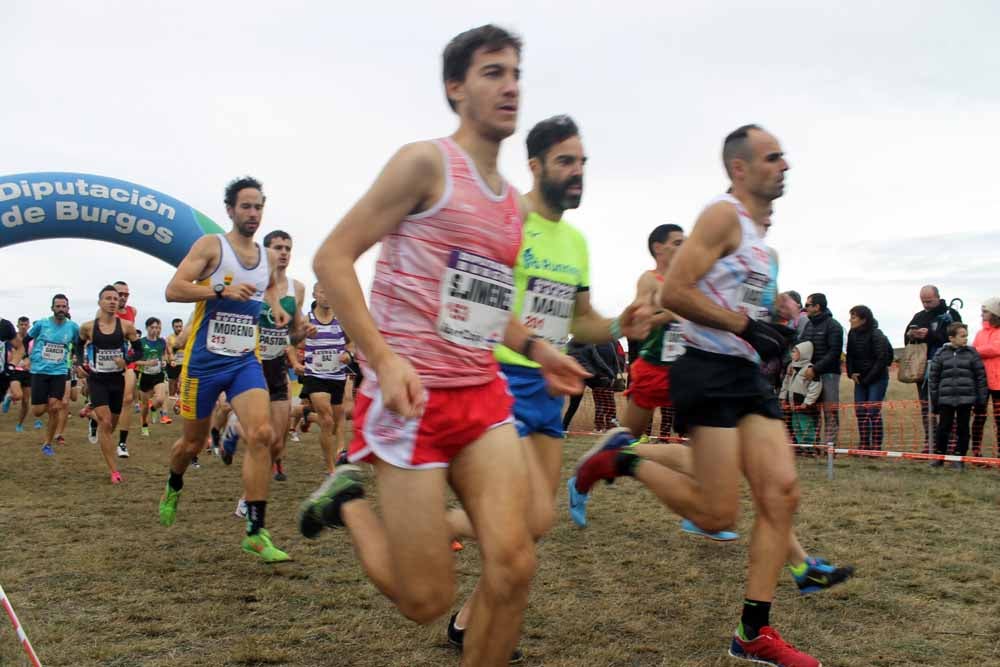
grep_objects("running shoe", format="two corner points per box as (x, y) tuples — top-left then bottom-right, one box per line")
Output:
(141, 426), (150, 437)
(637, 433), (651, 444)
(159, 482), (181, 526)
(159, 414), (173, 425)
(567, 476), (590, 527)
(289, 430), (301, 443)
(680, 518), (739, 542)
(234, 497), (248, 519)
(335, 449), (349, 467)
(41, 443), (54, 456)
(572, 427), (635, 495)
(191, 456), (201, 469)
(15, 423), (24, 433)
(793, 557), (854, 595)
(88, 420), (98, 444)
(451, 540), (464, 552)
(172, 403), (180, 415)
(1, 395), (10, 413)
(117, 443), (129, 458)
(110, 471), (123, 485)
(220, 425), (238, 465)
(273, 462), (287, 482)
(55, 434), (65, 446)
(299, 465), (365, 538)
(241, 529), (290, 564)
(33, 419), (43, 430)
(447, 613), (524, 663)
(729, 625), (821, 666)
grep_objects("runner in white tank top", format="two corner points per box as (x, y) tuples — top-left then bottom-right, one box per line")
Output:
(297, 26), (587, 666)
(573, 126), (848, 667)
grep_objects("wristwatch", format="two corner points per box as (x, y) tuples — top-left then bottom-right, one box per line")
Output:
(213, 284), (225, 299)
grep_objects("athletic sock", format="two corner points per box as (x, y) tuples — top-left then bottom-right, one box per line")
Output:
(614, 450), (641, 477)
(739, 599), (772, 640)
(142, 421), (148, 428)
(168, 470), (184, 492)
(246, 501), (266, 535)
(119, 430), (129, 445)
(210, 427), (220, 449)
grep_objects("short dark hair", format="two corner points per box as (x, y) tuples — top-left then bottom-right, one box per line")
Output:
(51, 293), (69, 307)
(145, 317), (160, 328)
(948, 322), (968, 337)
(224, 176), (265, 208)
(17, 316), (29, 324)
(442, 24), (522, 112)
(113, 280), (128, 288)
(263, 230), (291, 248)
(171, 318), (183, 325)
(526, 115), (579, 160)
(807, 293), (828, 310)
(849, 305), (874, 325)
(722, 124), (763, 178)
(99, 285), (118, 299)
(648, 224), (683, 257)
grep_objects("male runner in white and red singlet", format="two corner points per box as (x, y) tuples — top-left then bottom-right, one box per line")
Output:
(573, 125), (840, 666)
(297, 25), (588, 667)
(113, 281), (138, 457)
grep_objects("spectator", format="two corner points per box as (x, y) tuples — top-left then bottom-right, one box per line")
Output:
(928, 323), (987, 470)
(780, 341), (822, 447)
(904, 285), (962, 445)
(845, 305), (894, 450)
(778, 290), (808, 338)
(563, 340), (621, 432)
(798, 293), (844, 444)
(971, 297), (1000, 457)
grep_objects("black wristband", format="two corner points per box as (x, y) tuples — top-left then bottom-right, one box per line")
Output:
(520, 334), (543, 361)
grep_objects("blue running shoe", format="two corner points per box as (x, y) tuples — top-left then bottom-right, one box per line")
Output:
(220, 425), (239, 465)
(793, 556), (855, 595)
(41, 443), (54, 456)
(679, 518), (739, 542)
(15, 423), (24, 433)
(1, 395), (10, 413)
(567, 476), (590, 527)
(34, 419), (43, 430)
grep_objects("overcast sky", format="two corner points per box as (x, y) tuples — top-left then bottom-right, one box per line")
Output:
(3, 1), (998, 346)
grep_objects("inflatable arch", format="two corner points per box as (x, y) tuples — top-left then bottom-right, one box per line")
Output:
(0, 172), (224, 266)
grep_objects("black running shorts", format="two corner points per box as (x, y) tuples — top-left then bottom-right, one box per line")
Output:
(669, 347), (783, 434)
(262, 357), (289, 402)
(301, 376), (346, 405)
(30, 373), (66, 405)
(139, 372), (166, 394)
(89, 372), (126, 414)
(166, 364), (182, 380)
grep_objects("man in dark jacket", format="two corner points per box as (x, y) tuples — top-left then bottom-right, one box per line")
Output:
(798, 293), (844, 444)
(904, 285), (962, 444)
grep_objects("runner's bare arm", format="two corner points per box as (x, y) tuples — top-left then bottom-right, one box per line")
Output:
(313, 141), (441, 371)
(504, 319), (589, 395)
(661, 202), (745, 333)
(636, 272), (676, 328)
(569, 291), (651, 343)
(165, 236), (223, 303)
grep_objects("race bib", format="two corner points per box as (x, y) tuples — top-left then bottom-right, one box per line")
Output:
(206, 312), (257, 357)
(146, 360), (162, 375)
(95, 348), (123, 373)
(661, 322), (686, 363)
(437, 249), (514, 350)
(521, 277), (575, 348)
(42, 342), (65, 363)
(310, 348), (342, 374)
(259, 326), (289, 360)
(736, 271), (771, 322)
(173, 349), (184, 364)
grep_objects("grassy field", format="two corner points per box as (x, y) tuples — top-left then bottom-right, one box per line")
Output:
(2, 402), (999, 667)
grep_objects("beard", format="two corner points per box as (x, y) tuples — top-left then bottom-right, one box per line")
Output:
(540, 172), (583, 213)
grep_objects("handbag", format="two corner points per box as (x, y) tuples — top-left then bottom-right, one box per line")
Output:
(897, 342), (927, 383)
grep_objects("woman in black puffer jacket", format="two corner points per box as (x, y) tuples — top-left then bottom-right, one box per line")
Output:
(929, 323), (988, 464)
(846, 305), (894, 450)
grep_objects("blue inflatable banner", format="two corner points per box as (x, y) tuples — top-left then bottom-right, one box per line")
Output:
(0, 172), (224, 266)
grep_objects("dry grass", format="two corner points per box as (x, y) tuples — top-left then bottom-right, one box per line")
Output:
(2, 401), (1000, 667)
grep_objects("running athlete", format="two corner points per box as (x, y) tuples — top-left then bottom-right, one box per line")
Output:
(137, 317), (170, 438)
(78, 286), (143, 482)
(300, 284), (353, 475)
(166, 318), (185, 415)
(573, 125), (838, 666)
(3, 317), (34, 431)
(297, 26), (587, 667)
(443, 115), (649, 656)
(26, 295), (80, 456)
(113, 281), (139, 454)
(0, 318), (15, 410)
(159, 175), (291, 564)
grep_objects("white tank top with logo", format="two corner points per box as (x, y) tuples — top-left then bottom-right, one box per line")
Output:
(681, 193), (775, 364)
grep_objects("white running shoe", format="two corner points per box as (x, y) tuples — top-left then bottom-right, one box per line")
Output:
(117, 443), (129, 458)
(234, 497), (248, 519)
(289, 430), (301, 443)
